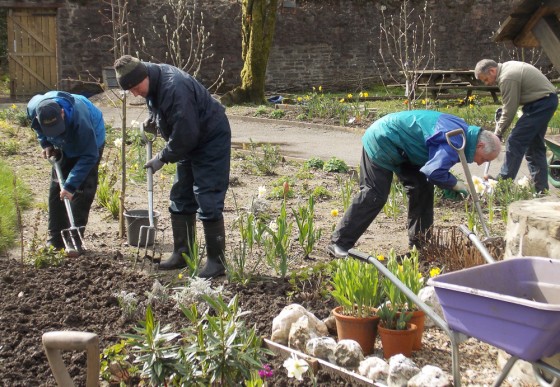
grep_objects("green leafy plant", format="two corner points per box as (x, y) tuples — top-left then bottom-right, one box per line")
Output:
(270, 109), (286, 119)
(311, 185), (332, 200)
(337, 175), (355, 211)
(263, 200), (293, 277)
(123, 306), (181, 385)
(292, 195), (322, 259)
(254, 105), (269, 116)
(323, 157), (349, 173)
(304, 157), (324, 170)
(100, 339), (140, 384)
(383, 180), (405, 220)
(26, 245), (66, 268)
(246, 139), (282, 175)
(179, 294), (273, 385)
(329, 258), (381, 318)
(377, 303), (412, 330)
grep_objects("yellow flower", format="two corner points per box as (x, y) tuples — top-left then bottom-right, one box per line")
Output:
(331, 209), (339, 217)
(11, 104), (17, 110)
(347, 93), (353, 99)
(363, 92), (369, 98)
(319, 86), (323, 92)
(377, 254), (385, 261)
(359, 92), (364, 98)
(339, 98), (345, 103)
(430, 267), (441, 277)
(178, 273), (183, 279)
(313, 86), (316, 92)
(398, 264), (403, 272)
(469, 104), (474, 109)
(421, 99), (426, 105)
(468, 95), (475, 102)
(297, 96), (302, 102)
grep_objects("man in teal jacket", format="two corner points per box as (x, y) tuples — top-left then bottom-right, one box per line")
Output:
(27, 91), (106, 256)
(328, 110), (502, 258)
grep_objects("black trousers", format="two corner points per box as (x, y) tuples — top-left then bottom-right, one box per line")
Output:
(48, 146), (104, 233)
(331, 148), (434, 250)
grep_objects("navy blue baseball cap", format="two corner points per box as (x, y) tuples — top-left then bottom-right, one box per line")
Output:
(36, 100), (65, 136)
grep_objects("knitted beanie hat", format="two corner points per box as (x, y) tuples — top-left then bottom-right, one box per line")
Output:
(114, 55), (148, 90)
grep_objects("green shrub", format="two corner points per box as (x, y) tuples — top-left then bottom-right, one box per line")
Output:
(323, 157), (349, 173)
(304, 157), (324, 170)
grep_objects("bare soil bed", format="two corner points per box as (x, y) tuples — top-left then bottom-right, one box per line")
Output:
(0, 112), (513, 386)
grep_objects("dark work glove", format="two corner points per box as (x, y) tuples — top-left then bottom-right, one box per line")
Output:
(144, 156), (165, 173)
(143, 117), (158, 135)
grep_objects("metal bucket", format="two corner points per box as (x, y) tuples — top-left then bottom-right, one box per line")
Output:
(124, 209), (160, 246)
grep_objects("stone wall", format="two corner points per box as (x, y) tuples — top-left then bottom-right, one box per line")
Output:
(0, 0), (555, 93)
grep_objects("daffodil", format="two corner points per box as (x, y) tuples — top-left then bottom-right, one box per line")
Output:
(331, 209), (339, 217)
(297, 96), (303, 102)
(11, 104), (17, 110)
(318, 86), (323, 92)
(113, 138), (123, 148)
(421, 99), (426, 105)
(258, 185), (267, 198)
(178, 273), (183, 279)
(283, 354), (309, 381)
(377, 254), (385, 261)
(363, 92), (369, 98)
(339, 98), (345, 103)
(430, 267), (441, 277)
(347, 93), (353, 99)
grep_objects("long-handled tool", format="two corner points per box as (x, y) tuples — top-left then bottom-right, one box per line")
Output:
(49, 156), (85, 257)
(134, 122), (159, 268)
(444, 129), (505, 252)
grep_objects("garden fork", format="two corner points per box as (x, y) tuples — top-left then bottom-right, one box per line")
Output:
(49, 155), (86, 257)
(134, 122), (159, 269)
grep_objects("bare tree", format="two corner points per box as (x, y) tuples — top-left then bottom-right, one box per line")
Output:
(134, 0), (224, 92)
(377, 0), (436, 108)
(220, 0), (279, 106)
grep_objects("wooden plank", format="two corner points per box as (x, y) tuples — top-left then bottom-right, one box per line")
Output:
(513, 6), (552, 47)
(263, 338), (378, 386)
(532, 15), (560, 70)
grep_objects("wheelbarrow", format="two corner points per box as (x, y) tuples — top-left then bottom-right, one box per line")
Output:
(48, 155), (86, 257)
(349, 235), (560, 386)
(544, 134), (560, 189)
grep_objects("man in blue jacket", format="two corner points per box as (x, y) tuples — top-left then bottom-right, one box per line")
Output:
(328, 110), (502, 258)
(27, 91), (106, 256)
(114, 55), (231, 278)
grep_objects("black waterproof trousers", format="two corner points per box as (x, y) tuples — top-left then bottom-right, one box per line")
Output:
(331, 148), (434, 250)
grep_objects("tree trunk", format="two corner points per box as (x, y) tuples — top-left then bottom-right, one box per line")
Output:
(221, 0), (278, 106)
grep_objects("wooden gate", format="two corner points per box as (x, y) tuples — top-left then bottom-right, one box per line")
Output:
(7, 8), (57, 98)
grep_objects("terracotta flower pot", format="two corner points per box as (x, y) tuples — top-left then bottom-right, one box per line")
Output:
(332, 306), (380, 355)
(408, 310), (426, 350)
(378, 323), (417, 359)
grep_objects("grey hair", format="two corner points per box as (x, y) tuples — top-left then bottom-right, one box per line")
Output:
(474, 59), (498, 79)
(478, 129), (501, 157)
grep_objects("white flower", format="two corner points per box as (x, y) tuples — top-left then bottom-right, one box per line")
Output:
(472, 176), (485, 194)
(113, 138), (123, 148)
(517, 176), (530, 188)
(283, 354), (309, 381)
(268, 221), (278, 233)
(258, 185), (266, 198)
(486, 178), (498, 193)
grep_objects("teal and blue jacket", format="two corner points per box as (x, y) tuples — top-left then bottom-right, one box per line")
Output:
(362, 110), (480, 189)
(27, 91), (105, 193)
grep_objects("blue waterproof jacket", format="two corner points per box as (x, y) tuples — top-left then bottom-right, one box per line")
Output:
(362, 110), (480, 189)
(27, 91), (106, 193)
(143, 63), (229, 163)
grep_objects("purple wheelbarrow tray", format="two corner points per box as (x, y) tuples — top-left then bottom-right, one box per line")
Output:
(427, 257), (560, 362)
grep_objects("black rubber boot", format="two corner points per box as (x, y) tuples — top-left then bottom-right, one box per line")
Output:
(46, 230), (65, 251)
(198, 219), (226, 278)
(159, 213), (196, 270)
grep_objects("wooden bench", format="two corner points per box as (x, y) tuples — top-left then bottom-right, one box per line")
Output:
(419, 84), (500, 103)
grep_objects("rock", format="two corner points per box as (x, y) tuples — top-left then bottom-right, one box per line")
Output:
(334, 339), (364, 368)
(387, 354), (420, 387)
(306, 336), (337, 363)
(288, 315), (320, 352)
(271, 304), (328, 345)
(323, 314), (337, 335)
(358, 356), (389, 382)
(418, 286), (444, 328)
(408, 365), (452, 386)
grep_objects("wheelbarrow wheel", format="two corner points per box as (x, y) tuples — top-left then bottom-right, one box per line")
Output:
(548, 159), (560, 189)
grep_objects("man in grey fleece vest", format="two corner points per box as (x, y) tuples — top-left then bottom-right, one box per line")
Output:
(475, 59), (558, 192)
